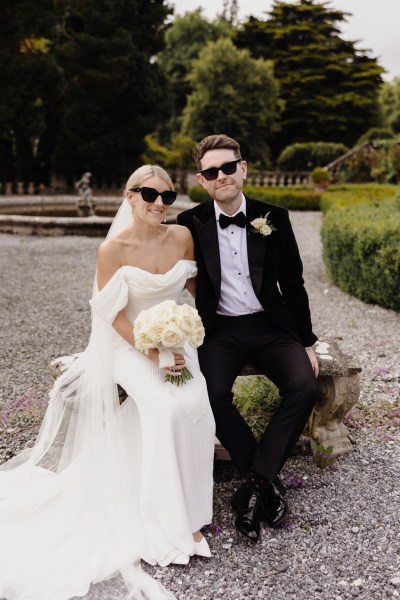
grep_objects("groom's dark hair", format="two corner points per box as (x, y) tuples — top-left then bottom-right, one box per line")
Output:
(193, 134), (241, 171)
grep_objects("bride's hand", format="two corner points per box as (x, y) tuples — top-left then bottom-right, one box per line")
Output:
(163, 352), (185, 377)
(147, 348), (160, 366)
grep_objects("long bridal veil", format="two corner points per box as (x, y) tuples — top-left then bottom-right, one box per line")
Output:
(0, 199), (176, 600)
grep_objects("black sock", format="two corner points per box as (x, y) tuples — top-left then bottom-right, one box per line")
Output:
(248, 470), (270, 491)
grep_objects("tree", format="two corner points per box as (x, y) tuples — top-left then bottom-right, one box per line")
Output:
(234, 0), (384, 153)
(157, 9), (229, 142)
(54, 0), (172, 186)
(220, 0), (239, 27)
(379, 78), (400, 134)
(181, 38), (280, 166)
(0, 0), (62, 187)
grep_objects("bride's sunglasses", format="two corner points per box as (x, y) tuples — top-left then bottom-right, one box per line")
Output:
(199, 158), (242, 181)
(131, 186), (177, 206)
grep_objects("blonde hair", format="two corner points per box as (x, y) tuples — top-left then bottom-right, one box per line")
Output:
(125, 165), (174, 193)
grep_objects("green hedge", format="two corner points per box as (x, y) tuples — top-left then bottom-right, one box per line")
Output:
(188, 185), (321, 210)
(321, 196), (400, 311)
(320, 183), (398, 214)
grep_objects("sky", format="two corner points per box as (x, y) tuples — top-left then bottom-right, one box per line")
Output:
(171, 0), (400, 81)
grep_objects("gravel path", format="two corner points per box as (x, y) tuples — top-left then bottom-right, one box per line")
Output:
(1, 211), (399, 600)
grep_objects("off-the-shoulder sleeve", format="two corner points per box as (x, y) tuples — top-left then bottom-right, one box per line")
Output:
(89, 269), (129, 324)
(186, 260), (197, 279)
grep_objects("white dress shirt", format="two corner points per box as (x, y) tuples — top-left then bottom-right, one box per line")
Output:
(214, 197), (264, 316)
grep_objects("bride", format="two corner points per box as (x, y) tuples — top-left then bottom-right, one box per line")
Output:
(0, 165), (216, 600)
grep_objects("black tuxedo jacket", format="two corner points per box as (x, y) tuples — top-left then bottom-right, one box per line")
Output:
(177, 196), (318, 347)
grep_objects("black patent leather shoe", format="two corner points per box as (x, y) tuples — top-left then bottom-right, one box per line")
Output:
(231, 483), (263, 543)
(261, 480), (288, 527)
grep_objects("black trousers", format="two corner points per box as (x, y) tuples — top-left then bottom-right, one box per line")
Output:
(198, 312), (319, 481)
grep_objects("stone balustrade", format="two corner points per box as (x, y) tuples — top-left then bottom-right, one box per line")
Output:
(246, 171), (312, 187)
(1, 170), (312, 197)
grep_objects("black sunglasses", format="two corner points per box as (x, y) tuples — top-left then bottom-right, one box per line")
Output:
(199, 158), (242, 181)
(131, 186), (177, 206)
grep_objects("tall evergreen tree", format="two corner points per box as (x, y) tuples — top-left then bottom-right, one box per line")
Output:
(234, 0), (384, 152)
(0, 0), (62, 187)
(55, 0), (172, 186)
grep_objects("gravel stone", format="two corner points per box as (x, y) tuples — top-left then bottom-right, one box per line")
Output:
(1, 210), (399, 600)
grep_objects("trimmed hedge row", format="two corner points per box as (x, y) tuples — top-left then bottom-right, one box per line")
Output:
(320, 183), (398, 214)
(321, 196), (400, 311)
(188, 185), (321, 210)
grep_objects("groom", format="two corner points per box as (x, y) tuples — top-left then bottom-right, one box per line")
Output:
(177, 134), (319, 542)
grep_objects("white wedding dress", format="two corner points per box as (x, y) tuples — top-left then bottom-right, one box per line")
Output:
(0, 258), (215, 600)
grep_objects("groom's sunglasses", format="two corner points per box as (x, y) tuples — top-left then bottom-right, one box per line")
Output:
(199, 158), (242, 181)
(131, 187), (177, 206)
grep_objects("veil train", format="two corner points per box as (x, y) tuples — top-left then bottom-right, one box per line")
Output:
(0, 199), (176, 600)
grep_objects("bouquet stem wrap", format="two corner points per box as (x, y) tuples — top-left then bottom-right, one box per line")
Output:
(134, 301), (205, 386)
(158, 348), (194, 386)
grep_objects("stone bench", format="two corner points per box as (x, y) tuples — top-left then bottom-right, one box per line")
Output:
(214, 336), (361, 461)
(50, 336), (361, 461)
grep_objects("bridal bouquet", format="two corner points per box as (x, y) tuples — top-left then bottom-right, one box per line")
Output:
(133, 300), (205, 386)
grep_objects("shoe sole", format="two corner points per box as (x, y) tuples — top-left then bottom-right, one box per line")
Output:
(234, 517), (260, 543)
(262, 502), (289, 527)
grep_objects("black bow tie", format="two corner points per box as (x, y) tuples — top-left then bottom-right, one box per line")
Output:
(219, 212), (247, 229)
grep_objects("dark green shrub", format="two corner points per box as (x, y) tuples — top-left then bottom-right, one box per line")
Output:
(188, 185), (321, 210)
(311, 167), (330, 186)
(187, 185), (211, 202)
(277, 142), (348, 171)
(321, 197), (400, 311)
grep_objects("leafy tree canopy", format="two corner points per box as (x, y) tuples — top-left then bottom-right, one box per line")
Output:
(157, 9), (230, 141)
(181, 37), (280, 166)
(379, 78), (400, 134)
(234, 0), (384, 153)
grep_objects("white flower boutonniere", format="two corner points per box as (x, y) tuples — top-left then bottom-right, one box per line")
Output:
(250, 212), (276, 237)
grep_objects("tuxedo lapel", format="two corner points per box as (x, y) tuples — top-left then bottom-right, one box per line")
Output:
(246, 198), (270, 299)
(193, 202), (221, 297)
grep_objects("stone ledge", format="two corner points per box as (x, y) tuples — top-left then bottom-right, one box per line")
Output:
(0, 215), (112, 237)
(50, 336), (361, 461)
(227, 336), (361, 459)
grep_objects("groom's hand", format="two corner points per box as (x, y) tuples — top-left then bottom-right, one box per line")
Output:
(305, 347), (319, 377)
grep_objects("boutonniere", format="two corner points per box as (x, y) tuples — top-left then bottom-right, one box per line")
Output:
(250, 212), (276, 237)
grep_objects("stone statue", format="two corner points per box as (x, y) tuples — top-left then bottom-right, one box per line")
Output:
(75, 172), (95, 216)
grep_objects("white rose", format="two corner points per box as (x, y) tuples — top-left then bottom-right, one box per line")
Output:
(176, 305), (201, 336)
(188, 325), (205, 348)
(250, 217), (265, 230)
(178, 303), (197, 319)
(260, 224), (272, 236)
(161, 323), (185, 348)
(134, 328), (159, 352)
(152, 300), (176, 325)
